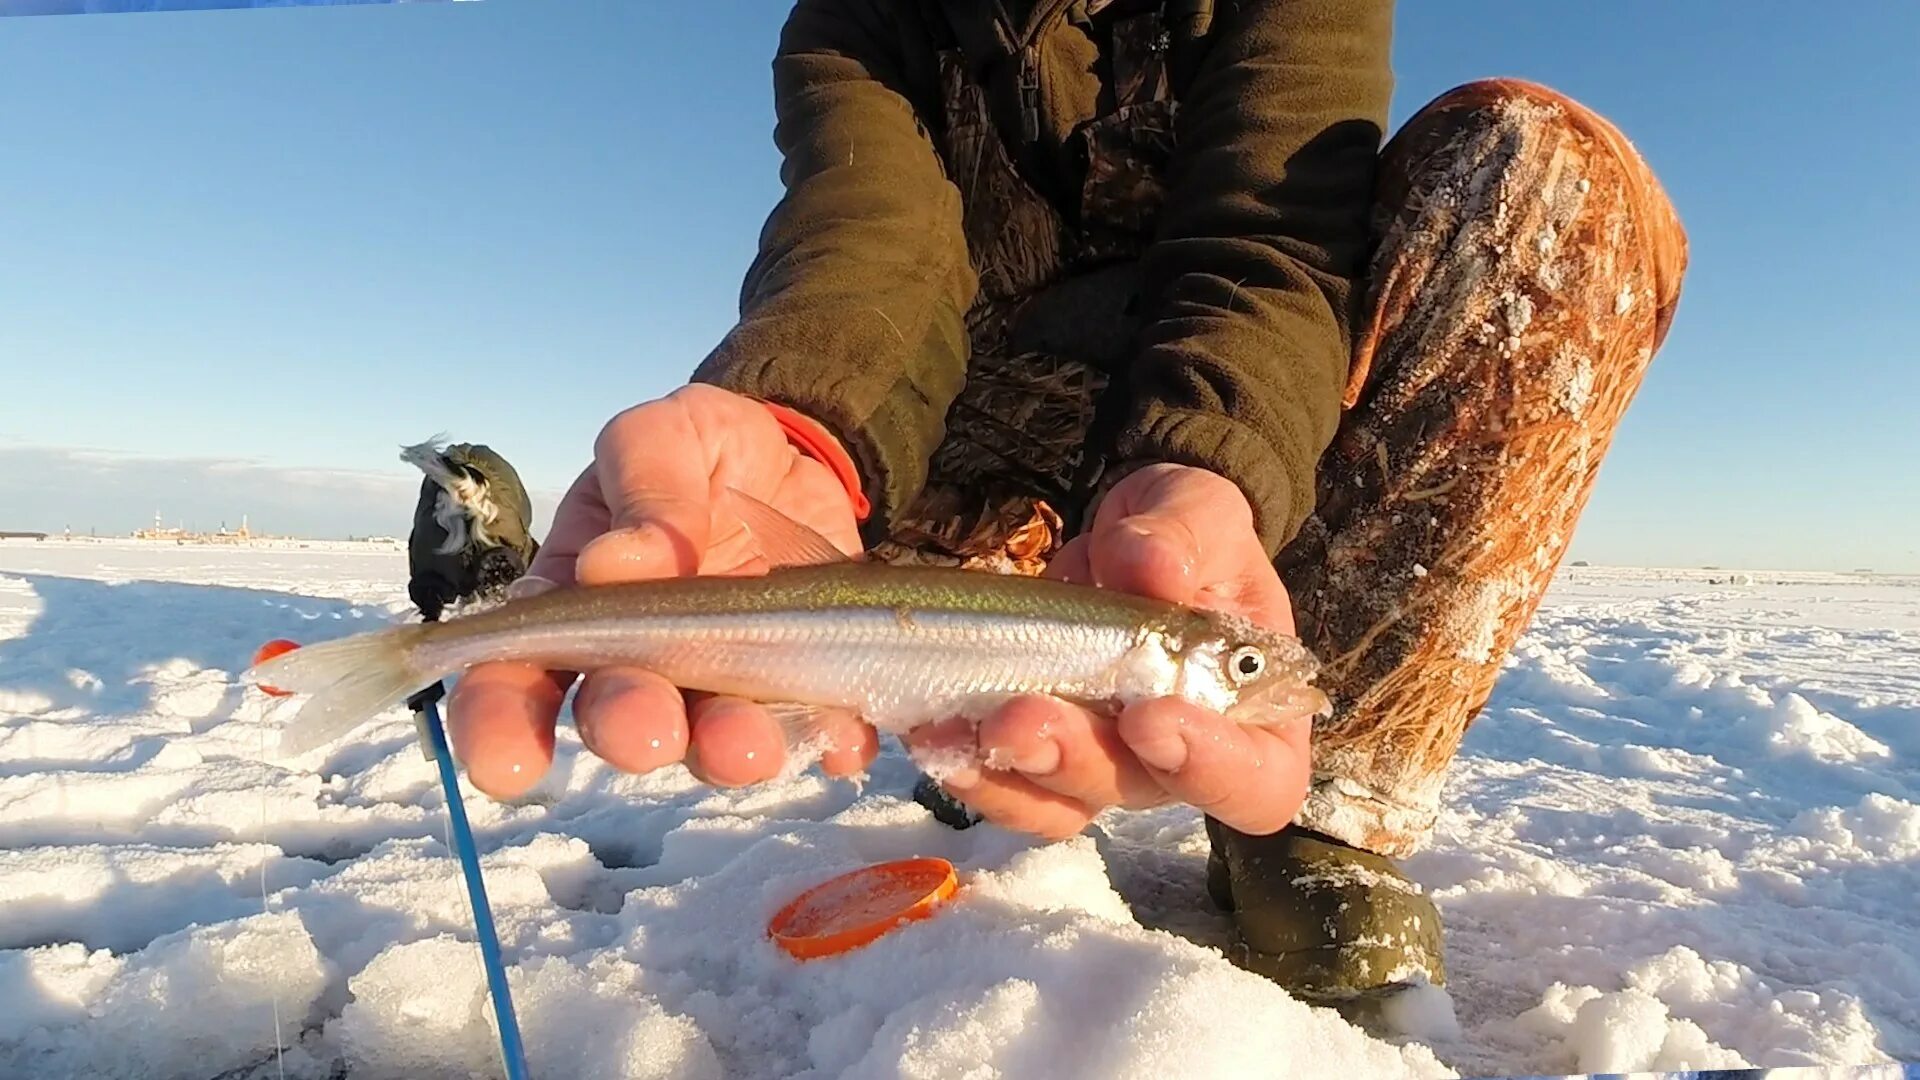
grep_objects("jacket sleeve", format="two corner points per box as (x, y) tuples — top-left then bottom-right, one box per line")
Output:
(1111, 0), (1393, 555)
(690, 0), (978, 540)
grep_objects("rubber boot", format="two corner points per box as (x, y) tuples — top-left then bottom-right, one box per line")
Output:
(1205, 817), (1446, 1004)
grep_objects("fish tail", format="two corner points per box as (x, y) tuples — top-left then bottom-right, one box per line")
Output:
(248, 624), (435, 755)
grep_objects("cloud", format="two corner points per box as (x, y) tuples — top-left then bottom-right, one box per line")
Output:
(0, 445), (563, 540)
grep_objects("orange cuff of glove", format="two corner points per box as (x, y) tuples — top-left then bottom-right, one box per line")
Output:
(759, 401), (872, 523)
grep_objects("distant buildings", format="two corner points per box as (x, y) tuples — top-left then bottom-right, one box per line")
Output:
(130, 512), (280, 544)
(3, 513), (396, 547)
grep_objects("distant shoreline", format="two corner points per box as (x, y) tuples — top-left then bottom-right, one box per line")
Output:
(1, 536), (1912, 585)
(0, 535), (404, 552)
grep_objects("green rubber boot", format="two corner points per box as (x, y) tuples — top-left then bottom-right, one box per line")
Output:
(1205, 817), (1446, 1004)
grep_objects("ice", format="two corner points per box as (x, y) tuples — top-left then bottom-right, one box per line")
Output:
(0, 842), (330, 952)
(0, 912), (329, 1079)
(1, 541), (1917, 1077)
(331, 939), (724, 1080)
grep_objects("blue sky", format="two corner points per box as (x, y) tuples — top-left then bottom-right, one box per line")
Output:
(0, 0), (461, 16)
(1, 2), (1915, 569)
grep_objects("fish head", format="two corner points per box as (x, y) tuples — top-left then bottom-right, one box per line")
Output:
(1172, 610), (1332, 726)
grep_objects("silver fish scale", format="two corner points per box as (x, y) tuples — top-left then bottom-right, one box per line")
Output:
(257, 562), (1322, 756)
(424, 606), (1142, 734)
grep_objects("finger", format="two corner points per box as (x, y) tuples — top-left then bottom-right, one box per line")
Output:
(446, 661), (571, 799)
(577, 394), (719, 585)
(815, 714), (881, 778)
(1116, 698), (1312, 836)
(525, 466), (614, 587)
(1090, 462), (1254, 542)
(903, 712), (1103, 841)
(938, 769), (1097, 842)
(975, 695), (1168, 812)
(505, 574), (562, 601)
(900, 714), (979, 781)
(774, 458), (867, 559)
(684, 695), (787, 787)
(1087, 514), (1202, 605)
(574, 493), (713, 584)
(571, 666), (691, 774)
(1042, 535), (1093, 586)
(704, 385), (866, 559)
(707, 445), (864, 574)
(1089, 465), (1293, 629)
(678, 695), (870, 778)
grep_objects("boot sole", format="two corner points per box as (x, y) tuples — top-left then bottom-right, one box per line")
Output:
(1224, 935), (1446, 1006)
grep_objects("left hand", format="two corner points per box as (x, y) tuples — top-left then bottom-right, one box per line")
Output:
(901, 464), (1316, 840)
(445, 385), (877, 799)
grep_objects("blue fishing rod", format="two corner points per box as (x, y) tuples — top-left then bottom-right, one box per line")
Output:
(410, 680), (530, 1080)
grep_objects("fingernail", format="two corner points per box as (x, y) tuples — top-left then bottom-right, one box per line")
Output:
(1119, 519), (1195, 576)
(1016, 737), (1061, 776)
(1117, 521), (1166, 556)
(943, 764), (982, 790)
(612, 520), (700, 575)
(1129, 732), (1189, 773)
(506, 574), (559, 600)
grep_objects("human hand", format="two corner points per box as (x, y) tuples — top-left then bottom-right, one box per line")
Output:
(444, 384), (881, 798)
(903, 464), (1315, 840)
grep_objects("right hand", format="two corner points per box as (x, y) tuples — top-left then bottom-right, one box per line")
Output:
(444, 384), (880, 799)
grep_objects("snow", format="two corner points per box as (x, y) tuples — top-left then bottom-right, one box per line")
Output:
(1, 539), (1918, 1079)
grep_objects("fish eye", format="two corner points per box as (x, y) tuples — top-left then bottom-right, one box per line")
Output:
(1230, 646), (1265, 683)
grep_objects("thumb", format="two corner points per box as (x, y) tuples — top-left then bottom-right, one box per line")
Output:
(574, 394), (719, 585)
(576, 492), (712, 584)
(1084, 465), (1292, 628)
(1087, 513), (1202, 605)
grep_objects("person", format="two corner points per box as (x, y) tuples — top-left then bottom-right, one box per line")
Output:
(445, 0), (1686, 1005)
(402, 439), (542, 625)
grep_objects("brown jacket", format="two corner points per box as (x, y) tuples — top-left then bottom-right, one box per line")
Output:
(694, 0), (1394, 556)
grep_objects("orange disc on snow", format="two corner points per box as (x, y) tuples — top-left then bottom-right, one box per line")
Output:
(768, 857), (961, 960)
(251, 638), (302, 697)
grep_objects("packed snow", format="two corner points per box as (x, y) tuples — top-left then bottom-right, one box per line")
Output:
(0, 539), (1916, 1079)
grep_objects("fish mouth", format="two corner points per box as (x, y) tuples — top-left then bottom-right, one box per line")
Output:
(1227, 682), (1333, 727)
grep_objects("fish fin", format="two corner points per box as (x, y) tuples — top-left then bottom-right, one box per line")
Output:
(722, 487), (857, 568)
(248, 624), (434, 756)
(761, 701), (840, 746)
(761, 701), (852, 781)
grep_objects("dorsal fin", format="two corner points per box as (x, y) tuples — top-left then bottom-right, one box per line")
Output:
(722, 487), (859, 568)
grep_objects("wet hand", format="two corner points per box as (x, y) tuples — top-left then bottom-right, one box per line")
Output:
(445, 384), (880, 799)
(903, 464), (1315, 840)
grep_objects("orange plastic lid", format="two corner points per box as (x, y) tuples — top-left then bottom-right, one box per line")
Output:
(251, 638), (301, 697)
(768, 857), (960, 960)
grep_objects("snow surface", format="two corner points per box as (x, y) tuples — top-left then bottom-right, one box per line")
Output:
(1, 539), (1917, 1079)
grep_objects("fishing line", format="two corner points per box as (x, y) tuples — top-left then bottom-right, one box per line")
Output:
(417, 688), (530, 1080)
(257, 860), (288, 1080)
(259, 711), (287, 1080)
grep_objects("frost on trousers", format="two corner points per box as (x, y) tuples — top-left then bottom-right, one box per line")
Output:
(1279, 86), (1682, 857)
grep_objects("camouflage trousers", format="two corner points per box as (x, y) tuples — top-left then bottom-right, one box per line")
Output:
(1278, 79), (1686, 856)
(886, 79), (1689, 859)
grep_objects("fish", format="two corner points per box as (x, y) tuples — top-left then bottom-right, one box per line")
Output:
(248, 490), (1331, 757)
